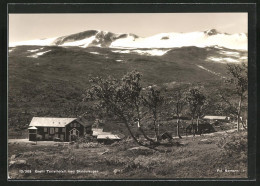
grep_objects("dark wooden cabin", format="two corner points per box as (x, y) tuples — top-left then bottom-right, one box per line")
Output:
(28, 117), (92, 142)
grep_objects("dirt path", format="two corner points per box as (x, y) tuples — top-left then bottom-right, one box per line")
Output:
(8, 128), (238, 144)
(172, 128), (237, 139)
(8, 139), (69, 146)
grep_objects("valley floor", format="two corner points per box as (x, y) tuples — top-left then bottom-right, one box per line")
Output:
(8, 130), (247, 180)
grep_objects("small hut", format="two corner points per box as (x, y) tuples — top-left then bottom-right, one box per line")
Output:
(28, 126), (37, 141)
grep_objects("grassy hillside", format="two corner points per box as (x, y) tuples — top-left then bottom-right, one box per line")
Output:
(8, 130), (247, 179)
(8, 45), (245, 132)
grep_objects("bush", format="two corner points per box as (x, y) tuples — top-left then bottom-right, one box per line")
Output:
(104, 156), (130, 166)
(76, 135), (94, 143)
(82, 142), (103, 148)
(111, 138), (135, 151)
(217, 131), (247, 157)
(153, 164), (175, 176)
(127, 146), (155, 156)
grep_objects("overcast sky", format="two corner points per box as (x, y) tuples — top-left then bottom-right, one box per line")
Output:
(9, 13), (247, 43)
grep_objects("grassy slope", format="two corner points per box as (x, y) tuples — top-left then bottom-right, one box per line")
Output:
(8, 45), (242, 132)
(8, 130), (247, 179)
(8, 46), (248, 179)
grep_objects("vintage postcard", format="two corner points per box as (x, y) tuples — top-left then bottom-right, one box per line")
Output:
(6, 3), (256, 180)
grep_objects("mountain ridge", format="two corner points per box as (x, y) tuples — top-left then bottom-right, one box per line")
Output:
(10, 29), (247, 50)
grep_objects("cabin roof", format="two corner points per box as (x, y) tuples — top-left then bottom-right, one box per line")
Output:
(93, 131), (111, 136)
(92, 128), (121, 139)
(29, 117), (77, 127)
(97, 134), (121, 140)
(203, 116), (227, 120)
(76, 117), (92, 127)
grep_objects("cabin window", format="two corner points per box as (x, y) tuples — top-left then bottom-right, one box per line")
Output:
(74, 123), (77, 127)
(72, 129), (77, 135)
(70, 123), (73, 127)
(55, 128), (59, 133)
(29, 129), (36, 133)
(44, 127), (47, 132)
(50, 128), (54, 134)
(62, 128), (65, 132)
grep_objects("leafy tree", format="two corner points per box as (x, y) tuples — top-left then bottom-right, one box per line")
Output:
(142, 86), (164, 142)
(220, 63), (248, 131)
(84, 71), (163, 148)
(185, 87), (206, 136)
(194, 98), (210, 132)
(169, 88), (186, 138)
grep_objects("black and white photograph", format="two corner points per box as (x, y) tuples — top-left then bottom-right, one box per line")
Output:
(6, 6), (256, 180)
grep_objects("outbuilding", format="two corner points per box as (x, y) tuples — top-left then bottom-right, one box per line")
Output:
(92, 127), (121, 144)
(97, 134), (121, 144)
(203, 115), (228, 123)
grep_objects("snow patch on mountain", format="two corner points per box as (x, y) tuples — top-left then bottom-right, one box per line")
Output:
(220, 51), (240, 56)
(223, 58), (239, 63)
(111, 32), (204, 48)
(208, 57), (223, 62)
(207, 57), (240, 63)
(240, 56), (248, 60)
(10, 38), (57, 47)
(112, 49), (170, 56)
(89, 52), (100, 55)
(112, 50), (130, 54)
(28, 50), (51, 58)
(134, 49), (170, 56)
(27, 48), (44, 53)
(197, 65), (225, 78)
(110, 30), (247, 50)
(206, 47), (247, 64)
(60, 36), (96, 47)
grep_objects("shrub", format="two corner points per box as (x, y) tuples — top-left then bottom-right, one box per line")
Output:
(217, 131), (247, 157)
(127, 146), (155, 156)
(76, 135), (94, 143)
(82, 142), (103, 148)
(153, 164), (175, 176)
(104, 156), (129, 166)
(111, 138), (135, 151)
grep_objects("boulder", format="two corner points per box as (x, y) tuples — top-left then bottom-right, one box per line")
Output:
(127, 146), (155, 155)
(99, 149), (109, 155)
(9, 161), (16, 167)
(9, 160), (28, 167)
(113, 169), (122, 174)
(16, 160), (27, 165)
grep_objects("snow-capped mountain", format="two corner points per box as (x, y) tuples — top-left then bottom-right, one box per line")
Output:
(10, 29), (247, 50)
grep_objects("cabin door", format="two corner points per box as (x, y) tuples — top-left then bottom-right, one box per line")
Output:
(60, 134), (64, 141)
(69, 128), (79, 141)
